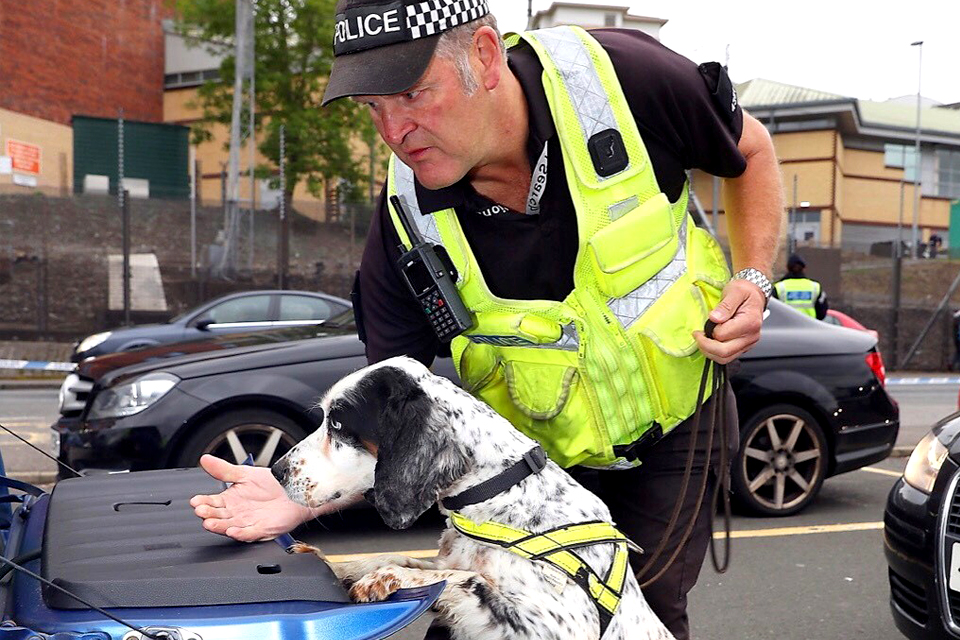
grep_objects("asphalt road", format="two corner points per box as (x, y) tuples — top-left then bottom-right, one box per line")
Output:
(889, 382), (959, 450)
(0, 387), (60, 481)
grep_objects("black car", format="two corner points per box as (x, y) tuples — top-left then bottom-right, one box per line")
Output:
(885, 414), (960, 639)
(53, 300), (898, 516)
(71, 289), (352, 362)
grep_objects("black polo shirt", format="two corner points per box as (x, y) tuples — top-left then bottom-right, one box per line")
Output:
(354, 28), (747, 366)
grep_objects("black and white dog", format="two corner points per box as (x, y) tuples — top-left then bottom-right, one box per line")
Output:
(272, 356), (673, 640)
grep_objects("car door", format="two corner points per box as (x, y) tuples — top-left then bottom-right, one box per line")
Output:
(187, 294), (276, 339)
(274, 293), (349, 327)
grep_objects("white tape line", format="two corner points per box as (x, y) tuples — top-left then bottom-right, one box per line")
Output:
(0, 359), (75, 372)
(887, 376), (960, 386)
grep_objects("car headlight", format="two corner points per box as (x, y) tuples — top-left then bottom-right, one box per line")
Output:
(77, 331), (112, 354)
(88, 373), (179, 419)
(904, 431), (950, 493)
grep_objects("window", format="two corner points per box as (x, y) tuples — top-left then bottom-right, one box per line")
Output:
(278, 295), (342, 322)
(884, 143), (918, 182)
(937, 149), (960, 199)
(604, 12), (618, 27)
(206, 295), (272, 324)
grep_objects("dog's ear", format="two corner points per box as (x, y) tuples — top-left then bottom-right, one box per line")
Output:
(361, 366), (464, 529)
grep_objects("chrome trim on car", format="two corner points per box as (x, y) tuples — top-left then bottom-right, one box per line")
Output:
(59, 373), (94, 415)
(938, 466), (960, 635)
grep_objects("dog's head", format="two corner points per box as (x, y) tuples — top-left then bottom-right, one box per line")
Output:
(272, 357), (467, 529)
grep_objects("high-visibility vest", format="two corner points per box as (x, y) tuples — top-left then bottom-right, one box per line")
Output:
(774, 278), (821, 318)
(386, 26), (731, 469)
(449, 511), (630, 635)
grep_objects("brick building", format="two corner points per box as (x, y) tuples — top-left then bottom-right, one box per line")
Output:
(0, 0), (169, 125)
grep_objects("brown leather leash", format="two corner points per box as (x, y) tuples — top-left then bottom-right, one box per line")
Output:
(637, 321), (732, 587)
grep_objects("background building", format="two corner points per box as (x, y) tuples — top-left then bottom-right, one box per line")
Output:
(529, 2), (666, 37)
(690, 78), (960, 255)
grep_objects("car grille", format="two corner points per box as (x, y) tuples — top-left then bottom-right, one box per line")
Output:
(940, 469), (960, 635)
(949, 485), (960, 537)
(890, 568), (929, 626)
(59, 373), (93, 417)
(885, 510), (928, 556)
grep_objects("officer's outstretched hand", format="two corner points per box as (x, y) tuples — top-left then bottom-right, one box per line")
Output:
(190, 454), (320, 543)
(693, 279), (765, 365)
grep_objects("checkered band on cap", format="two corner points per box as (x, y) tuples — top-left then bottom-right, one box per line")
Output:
(406, 0), (489, 39)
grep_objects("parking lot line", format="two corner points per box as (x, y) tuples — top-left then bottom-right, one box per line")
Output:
(860, 466), (903, 478)
(719, 521), (884, 540)
(324, 521), (886, 563)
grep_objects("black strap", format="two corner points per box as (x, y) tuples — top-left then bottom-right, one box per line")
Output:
(441, 447), (547, 511)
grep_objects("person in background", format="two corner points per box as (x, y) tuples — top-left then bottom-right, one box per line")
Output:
(772, 254), (828, 320)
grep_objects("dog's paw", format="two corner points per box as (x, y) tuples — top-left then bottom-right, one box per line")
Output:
(349, 568), (404, 602)
(289, 542), (326, 559)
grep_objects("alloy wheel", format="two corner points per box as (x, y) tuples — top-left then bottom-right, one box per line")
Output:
(740, 412), (825, 513)
(201, 423), (299, 466)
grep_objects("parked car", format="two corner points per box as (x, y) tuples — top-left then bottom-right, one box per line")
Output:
(53, 299), (898, 516)
(71, 289), (351, 362)
(824, 308), (880, 341)
(885, 414), (960, 640)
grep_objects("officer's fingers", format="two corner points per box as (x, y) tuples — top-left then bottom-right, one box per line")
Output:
(708, 289), (748, 324)
(190, 493), (226, 509)
(709, 308), (764, 343)
(225, 524), (273, 543)
(694, 331), (759, 364)
(193, 503), (232, 520)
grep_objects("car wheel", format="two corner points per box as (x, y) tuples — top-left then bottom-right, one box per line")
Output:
(176, 409), (307, 468)
(731, 404), (828, 517)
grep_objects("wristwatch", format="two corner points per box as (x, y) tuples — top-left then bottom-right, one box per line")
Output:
(733, 267), (772, 301)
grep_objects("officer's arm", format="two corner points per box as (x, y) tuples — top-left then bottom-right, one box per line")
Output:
(815, 290), (829, 320)
(694, 112), (783, 364)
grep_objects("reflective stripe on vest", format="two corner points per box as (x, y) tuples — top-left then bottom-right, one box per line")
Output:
(449, 511), (629, 634)
(774, 278), (820, 318)
(386, 26), (731, 469)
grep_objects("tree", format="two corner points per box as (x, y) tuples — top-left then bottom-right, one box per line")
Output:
(172, 0), (370, 204)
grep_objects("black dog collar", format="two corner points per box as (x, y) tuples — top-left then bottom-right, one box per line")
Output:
(441, 446), (547, 511)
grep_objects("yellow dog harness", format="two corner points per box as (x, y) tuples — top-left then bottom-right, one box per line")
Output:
(448, 504), (632, 634)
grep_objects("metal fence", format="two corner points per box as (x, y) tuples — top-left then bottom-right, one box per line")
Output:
(0, 191), (371, 341)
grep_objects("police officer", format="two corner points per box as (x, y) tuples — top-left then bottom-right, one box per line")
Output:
(772, 254), (828, 320)
(191, 2), (784, 638)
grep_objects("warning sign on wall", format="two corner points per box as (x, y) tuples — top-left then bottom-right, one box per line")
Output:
(6, 140), (41, 175)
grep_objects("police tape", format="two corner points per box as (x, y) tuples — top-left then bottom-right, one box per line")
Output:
(886, 376), (960, 386)
(0, 359), (75, 373)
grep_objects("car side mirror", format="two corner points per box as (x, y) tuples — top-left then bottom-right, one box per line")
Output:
(196, 318), (214, 331)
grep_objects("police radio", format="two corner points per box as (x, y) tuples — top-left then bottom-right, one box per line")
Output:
(390, 195), (474, 342)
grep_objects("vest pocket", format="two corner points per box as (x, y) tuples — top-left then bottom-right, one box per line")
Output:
(458, 342), (608, 468)
(587, 193), (678, 298)
(633, 226), (730, 427)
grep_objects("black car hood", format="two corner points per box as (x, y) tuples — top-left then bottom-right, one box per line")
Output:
(747, 299), (877, 359)
(82, 325), (362, 386)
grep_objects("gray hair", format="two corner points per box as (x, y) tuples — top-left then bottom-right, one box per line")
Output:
(434, 14), (507, 95)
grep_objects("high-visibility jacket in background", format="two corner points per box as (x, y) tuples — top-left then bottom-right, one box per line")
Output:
(774, 278), (821, 318)
(387, 26), (731, 469)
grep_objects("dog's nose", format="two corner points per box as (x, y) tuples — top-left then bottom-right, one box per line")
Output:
(271, 458), (290, 485)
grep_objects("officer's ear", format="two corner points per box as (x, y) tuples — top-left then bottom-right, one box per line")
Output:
(473, 26), (503, 92)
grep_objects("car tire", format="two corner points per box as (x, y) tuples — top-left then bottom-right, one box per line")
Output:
(175, 409), (307, 468)
(731, 404), (828, 517)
